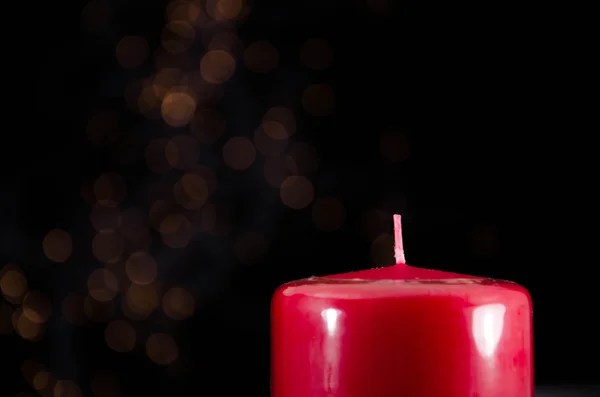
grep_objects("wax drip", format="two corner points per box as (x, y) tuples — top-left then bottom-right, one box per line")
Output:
(393, 214), (406, 264)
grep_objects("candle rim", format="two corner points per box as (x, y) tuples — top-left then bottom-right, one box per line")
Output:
(277, 277), (528, 300)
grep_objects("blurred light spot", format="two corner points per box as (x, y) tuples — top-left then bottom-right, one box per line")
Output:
(153, 46), (192, 70)
(200, 26), (228, 47)
(22, 291), (52, 323)
(92, 230), (125, 263)
(210, 203), (232, 235)
(148, 75), (172, 103)
(174, 173), (209, 210)
(234, 232), (268, 265)
(147, 183), (177, 202)
(21, 360), (43, 385)
(87, 268), (119, 302)
(159, 213), (183, 234)
(167, 0), (202, 24)
(116, 36), (149, 69)
(137, 84), (163, 118)
(0, 266), (27, 303)
(13, 308), (44, 340)
(84, 295), (115, 322)
(145, 139), (172, 174)
(180, 71), (220, 103)
(287, 142), (319, 175)
(119, 208), (148, 240)
(146, 333), (179, 365)
(32, 370), (51, 391)
(43, 229), (72, 262)
(370, 233), (395, 266)
(162, 287), (195, 320)
(206, 0), (244, 20)
(91, 372), (120, 397)
(302, 84), (335, 116)
(155, 68), (184, 89)
(190, 108), (227, 144)
(81, 179), (98, 206)
(244, 40), (279, 73)
(33, 370), (57, 393)
(148, 72), (183, 118)
(125, 252), (158, 285)
(81, 0), (111, 32)
(300, 38), (333, 70)
(149, 200), (178, 230)
(53, 380), (83, 397)
(124, 284), (159, 320)
(104, 260), (129, 286)
(254, 125), (288, 156)
(362, 209), (389, 241)
(160, 213), (193, 248)
(86, 111), (119, 145)
(40, 372), (58, 394)
(161, 21), (195, 54)
(91, 201), (122, 232)
(94, 173), (126, 204)
(263, 156), (298, 188)
(263, 106), (295, 138)
(161, 87), (197, 127)
(380, 130), (410, 162)
(236, 2), (251, 19)
(200, 50), (235, 84)
(187, 203), (217, 233)
(280, 176), (314, 209)
(207, 30), (244, 56)
(105, 320), (136, 352)
(124, 232), (152, 253)
(223, 137), (256, 170)
(187, 165), (217, 193)
(312, 197), (346, 231)
(62, 293), (88, 325)
(0, 301), (13, 334)
(263, 120), (289, 140)
(124, 79), (144, 113)
(165, 135), (200, 169)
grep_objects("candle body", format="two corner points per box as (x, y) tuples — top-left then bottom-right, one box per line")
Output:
(271, 265), (533, 397)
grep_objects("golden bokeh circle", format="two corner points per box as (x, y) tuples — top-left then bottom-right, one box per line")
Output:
(146, 333), (179, 365)
(42, 229), (73, 262)
(200, 50), (236, 84)
(280, 176), (314, 209)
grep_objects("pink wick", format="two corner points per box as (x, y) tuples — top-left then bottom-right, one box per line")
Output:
(393, 214), (405, 264)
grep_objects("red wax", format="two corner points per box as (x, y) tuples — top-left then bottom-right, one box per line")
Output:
(271, 215), (533, 397)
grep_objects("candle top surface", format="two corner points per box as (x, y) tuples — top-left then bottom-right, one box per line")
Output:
(276, 215), (528, 300)
(277, 266), (527, 300)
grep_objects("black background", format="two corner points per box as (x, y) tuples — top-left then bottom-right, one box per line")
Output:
(2, 0), (597, 395)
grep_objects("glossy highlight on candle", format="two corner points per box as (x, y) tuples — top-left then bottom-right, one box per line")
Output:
(271, 214), (533, 397)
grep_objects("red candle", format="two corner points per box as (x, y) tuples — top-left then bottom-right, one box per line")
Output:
(271, 215), (533, 397)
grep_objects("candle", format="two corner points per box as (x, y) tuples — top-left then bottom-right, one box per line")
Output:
(271, 215), (533, 397)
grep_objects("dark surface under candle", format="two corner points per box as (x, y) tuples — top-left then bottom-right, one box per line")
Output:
(536, 386), (600, 396)
(271, 263), (533, 397)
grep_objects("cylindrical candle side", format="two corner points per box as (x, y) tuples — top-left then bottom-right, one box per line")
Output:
(271, 277), (533, 397)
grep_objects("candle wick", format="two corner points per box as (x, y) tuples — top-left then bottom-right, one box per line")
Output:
(393, 214), (406, 264)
